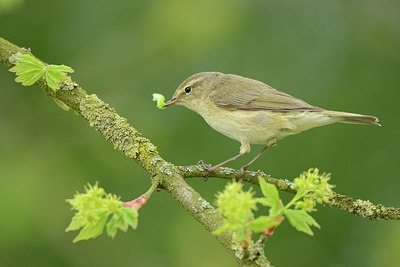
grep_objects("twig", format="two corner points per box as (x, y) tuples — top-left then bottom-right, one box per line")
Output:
(178, 164), (400, 220)
(123, 181), (160, 211)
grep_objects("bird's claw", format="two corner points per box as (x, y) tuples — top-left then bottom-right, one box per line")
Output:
(198, 160), (211, 170)
(197, 160), (214, 181)
(237, 166), (248, 177)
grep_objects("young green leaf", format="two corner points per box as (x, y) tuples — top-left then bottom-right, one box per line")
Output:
(212, 224), (230, 236)
(44, 64), (74, 90)
(248, 216), (278, 233)
(257, 177), (280, 214)
(259, 177), (279, 203)
(9, 53), (74, 91)
(124, 207), (139, 229)
(66, 213), (86, 232)
(152, 93), (166, 109)
(283, 209), (320, 236)
(106, 208), (138, 239)
(73, 213), (108, 242)
(9, 53), (45, 86)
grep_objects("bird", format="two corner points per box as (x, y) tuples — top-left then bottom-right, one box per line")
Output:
(164, 72), (380, 174)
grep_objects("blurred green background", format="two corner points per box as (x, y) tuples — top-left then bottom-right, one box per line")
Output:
(1, 0), (399, 266)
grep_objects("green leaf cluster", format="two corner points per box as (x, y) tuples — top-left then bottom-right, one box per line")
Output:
(282, 168), (334, 235)
(214, 168), (335, 244)
(214, 182), (257, 243)
(251, 178), (284, 233)
(9, 53), (74, 91)
(66, 183), (138, 242)
(292, 168), (335, 210)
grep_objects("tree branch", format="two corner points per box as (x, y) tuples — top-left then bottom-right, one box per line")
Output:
(179, 165), (400, 220)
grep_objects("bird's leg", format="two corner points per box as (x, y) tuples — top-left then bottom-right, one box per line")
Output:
(199, 153), (244, 172)
(199, 140), (250, 180)
(238, 142), (275, 175)
(199, 153), (244, 181)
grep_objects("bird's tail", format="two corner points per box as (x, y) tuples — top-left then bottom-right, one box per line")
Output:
(325, 111), (381, 126)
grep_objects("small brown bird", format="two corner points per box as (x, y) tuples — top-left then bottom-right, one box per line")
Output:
(164, 72), (380, 174)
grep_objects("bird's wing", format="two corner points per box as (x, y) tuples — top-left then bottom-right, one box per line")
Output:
(210, 75), (321, 112)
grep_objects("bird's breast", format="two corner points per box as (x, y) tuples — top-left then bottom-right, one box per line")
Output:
(200, 108), (290, 144)
(200, 108), (334, 145)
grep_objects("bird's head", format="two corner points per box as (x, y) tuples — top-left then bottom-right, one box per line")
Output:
(165, 72), (222, 112)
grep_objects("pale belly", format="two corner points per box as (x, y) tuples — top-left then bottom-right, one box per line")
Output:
(201, 109), (334, 145)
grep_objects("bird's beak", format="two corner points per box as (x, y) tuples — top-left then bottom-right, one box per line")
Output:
(164, 97), (178, 107)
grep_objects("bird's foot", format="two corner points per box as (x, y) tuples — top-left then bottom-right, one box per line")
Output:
(197, 160), (216, 181)
(237, 165), (249, 177)
(198, 160), (212, 171)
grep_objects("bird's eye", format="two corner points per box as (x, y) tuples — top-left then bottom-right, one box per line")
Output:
(184, 86), (192, 93)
